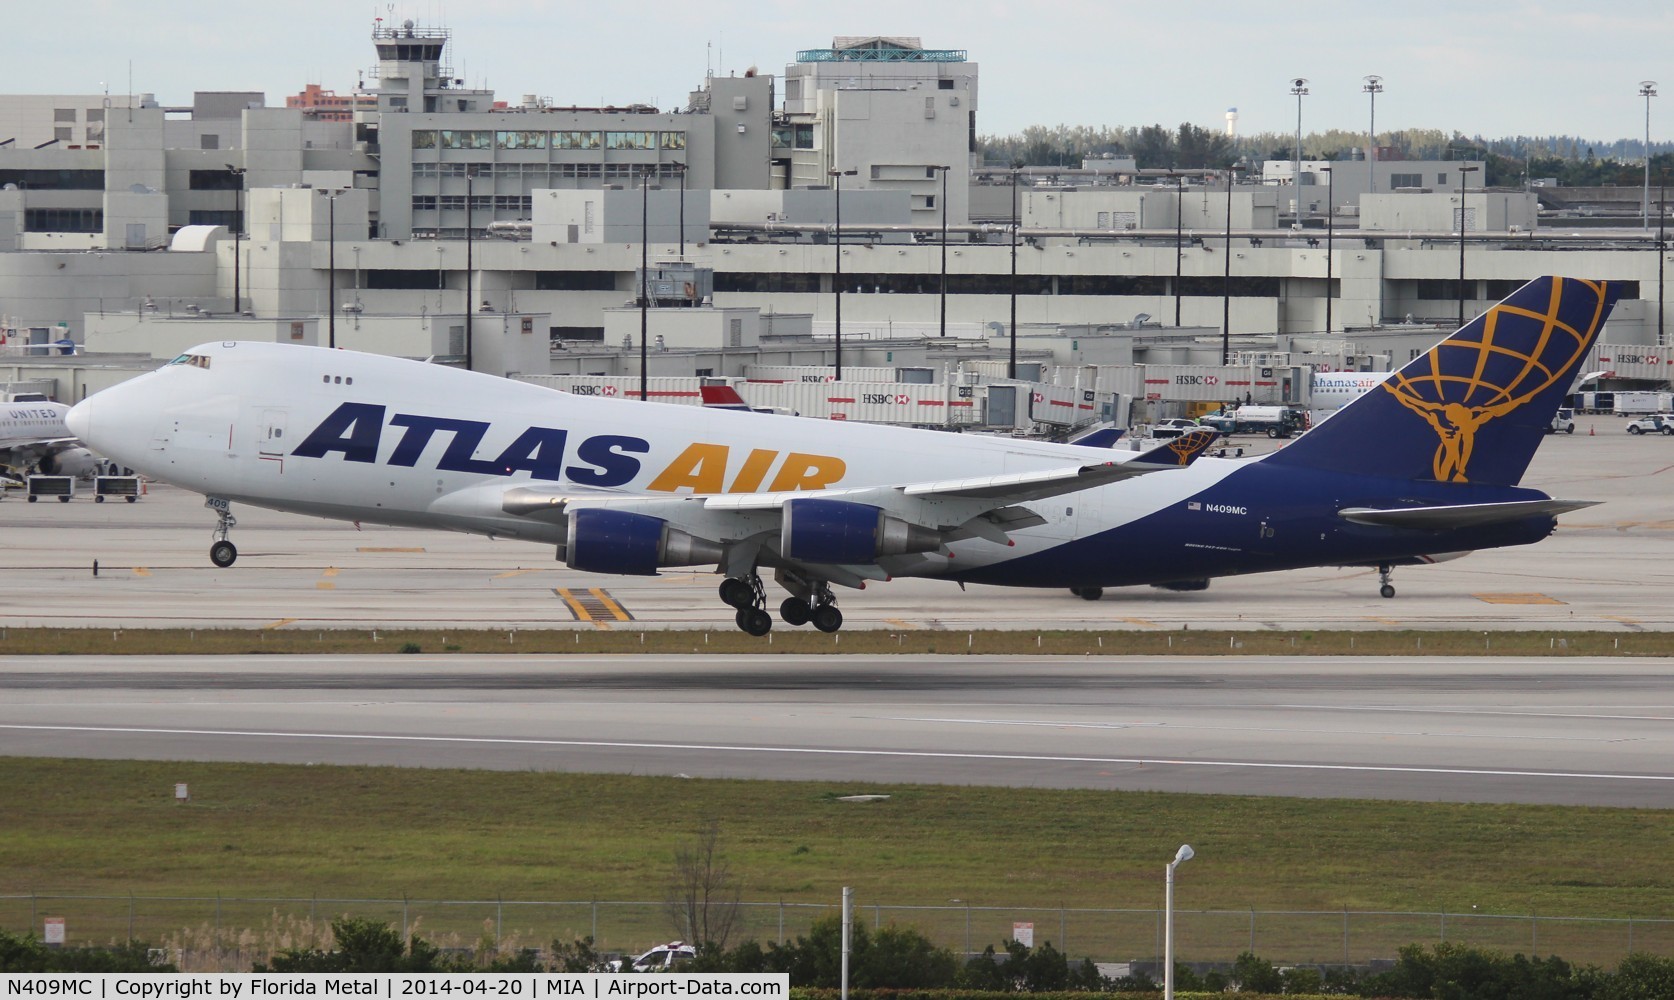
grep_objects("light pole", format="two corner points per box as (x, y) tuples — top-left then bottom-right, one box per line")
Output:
(673, 161), (687, 258)
(829, 167), (857, 379)
(1457, 165), (1479, 328)
(464, 166), (476, 372)
(639, 164), (652, 401)
(1009, 163), (1021, 378)
(1363, 76), (1383, 194)
(1290, 78), (1309, 223)
(325, 189), (339, 349)
(1642, 81), (1658, 228)
(1164, 844), (1194, 1000)
(932, 165), (951, 337)
(225, 164), (246, 315)
(1173, 170), (1184, 326)
(1660, 169), (1667, 347)
(1221, 166), (1237, 364)
(1322, 165), (1334, 334)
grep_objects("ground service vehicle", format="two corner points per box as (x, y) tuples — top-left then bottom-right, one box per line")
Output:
(1548, 408), (1576, 434)
(1625, 414), (1674, 435)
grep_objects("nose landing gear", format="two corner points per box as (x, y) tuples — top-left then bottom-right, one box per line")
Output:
(206, 496), (238, 567)
(1378, 563), (1396, 599)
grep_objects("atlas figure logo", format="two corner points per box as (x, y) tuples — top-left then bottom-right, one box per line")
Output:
(1382, 277), (1605, 482)
(291, 401), (847, 492)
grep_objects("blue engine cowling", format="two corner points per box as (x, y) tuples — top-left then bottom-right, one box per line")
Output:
(781, 499), (940, 565)
(565, 508), (722, 575)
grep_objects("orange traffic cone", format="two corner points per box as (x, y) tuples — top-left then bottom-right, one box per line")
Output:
(1589, 425), (1595, 436)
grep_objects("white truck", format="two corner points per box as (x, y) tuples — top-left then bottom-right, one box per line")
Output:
(1200, 405), (1306, 438)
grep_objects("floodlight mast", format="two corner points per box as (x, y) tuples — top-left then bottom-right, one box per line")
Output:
(1164, 845), (1194, 1000)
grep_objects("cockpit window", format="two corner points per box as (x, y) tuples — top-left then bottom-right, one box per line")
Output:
(167, 353), (212, 369)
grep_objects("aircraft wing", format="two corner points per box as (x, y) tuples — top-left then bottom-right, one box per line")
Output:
(1338, 498), (1599, 530)
(483, 428), (1220, 577)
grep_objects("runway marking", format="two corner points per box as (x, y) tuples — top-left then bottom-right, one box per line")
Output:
(261, 618), (298, 630)
(1474, 592), (1564, 605)
(884, 618), (919, 630)
(3, 723), (1669, 785)
(317, 566), (338, 590)
(493, 570), (541, 579)
(1116, 617), (1160, 628)
(357, 547), (427, 553)
(554, 588), (631, 629)
(874, 715), (1628, 743)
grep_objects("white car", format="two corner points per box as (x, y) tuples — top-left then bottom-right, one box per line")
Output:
(1625, 414), (1674, 435)
(612, 942), (697, 972)
(1547, 408), (1576, 434)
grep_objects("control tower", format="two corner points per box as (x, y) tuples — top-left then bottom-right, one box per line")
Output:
(362, 18), (494, 118)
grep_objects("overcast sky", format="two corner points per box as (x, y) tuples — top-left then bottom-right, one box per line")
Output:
(27, 1), (1674, 144)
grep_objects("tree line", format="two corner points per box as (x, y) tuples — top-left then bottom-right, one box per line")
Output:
(978, 124), (1674, 188)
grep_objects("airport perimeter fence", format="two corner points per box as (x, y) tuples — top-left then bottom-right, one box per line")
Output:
(2, 894), (1672, 974)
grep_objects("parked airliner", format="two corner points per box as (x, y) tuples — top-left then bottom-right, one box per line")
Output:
(1, 396), (98, 481)
(66, 276), (1614, 634)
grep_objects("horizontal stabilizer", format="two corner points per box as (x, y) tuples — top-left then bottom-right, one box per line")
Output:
(1338, 498), (1598, 530)
(1069, 426), (1125, 448)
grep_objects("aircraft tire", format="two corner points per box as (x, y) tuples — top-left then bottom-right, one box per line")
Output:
(210, 540), (238, 568)
(1075, 587), (1104, 601)
(738, 608), (773, 636)
(1380, 583), (1396, 599)
(718, 578), (751, 608)
(779, 597), (811, 626)
(811, 604), (843, 633)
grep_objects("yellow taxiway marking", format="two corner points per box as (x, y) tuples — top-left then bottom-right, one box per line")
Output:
(1473, 592), (1565, 605)
(317, 565), (338, 590)
(132, 567), (150, 577)
(589, 588), (634, 622)
(356, 546), (427, 553)
(1116, 616), (1159, 628)
(262, 618), (298, 630)
(492, 569), (541, 579)
(322, 567), (339, 577)
(1364, 616), (1403, 626)
(884, 618), (920, 630)
(555, 588), (632, 629)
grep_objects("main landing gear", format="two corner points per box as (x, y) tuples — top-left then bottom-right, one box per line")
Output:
(206, 497), (238, 567)
(1377, 563), (1396, 599)
(720, 573), (844, 635)
(1070, 586), (1104, 601)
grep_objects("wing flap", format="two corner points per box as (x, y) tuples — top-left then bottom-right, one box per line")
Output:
(1338, 498), (1598, 530)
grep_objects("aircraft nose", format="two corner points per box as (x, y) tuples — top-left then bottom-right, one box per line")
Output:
(66, 396), (92, 441)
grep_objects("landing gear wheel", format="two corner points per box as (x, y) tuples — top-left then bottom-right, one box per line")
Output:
(1071, 586), (1104, 601)
(779, 597), (812, 626)
(737, 607), (772, 636)
(1380, 583), (1396, 599)
(1377, 563), (1395, 599)
(210, 540), (238, 568)
(811, 604), (843, 633)
(719, 577), (752, 609)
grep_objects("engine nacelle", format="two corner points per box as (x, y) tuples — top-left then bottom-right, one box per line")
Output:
(565, 508), (722, 576)
(781, 499), (941, 565)
(40, 446), (99, 478)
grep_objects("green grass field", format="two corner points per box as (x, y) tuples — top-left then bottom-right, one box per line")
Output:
(3, 757), (1672, 913)
(3, 758), (1672, 966)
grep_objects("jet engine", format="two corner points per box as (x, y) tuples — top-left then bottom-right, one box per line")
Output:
(781, 498), (941, 564)
(39, 446), (100, 478)
(564, 508), (722, 575)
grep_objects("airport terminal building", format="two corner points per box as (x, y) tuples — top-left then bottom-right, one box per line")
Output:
(0, 21), (1667, 430)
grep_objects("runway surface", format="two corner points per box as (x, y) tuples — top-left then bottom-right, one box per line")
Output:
(4, 426), (1672, 632)
(2, 655), (1670, 807)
